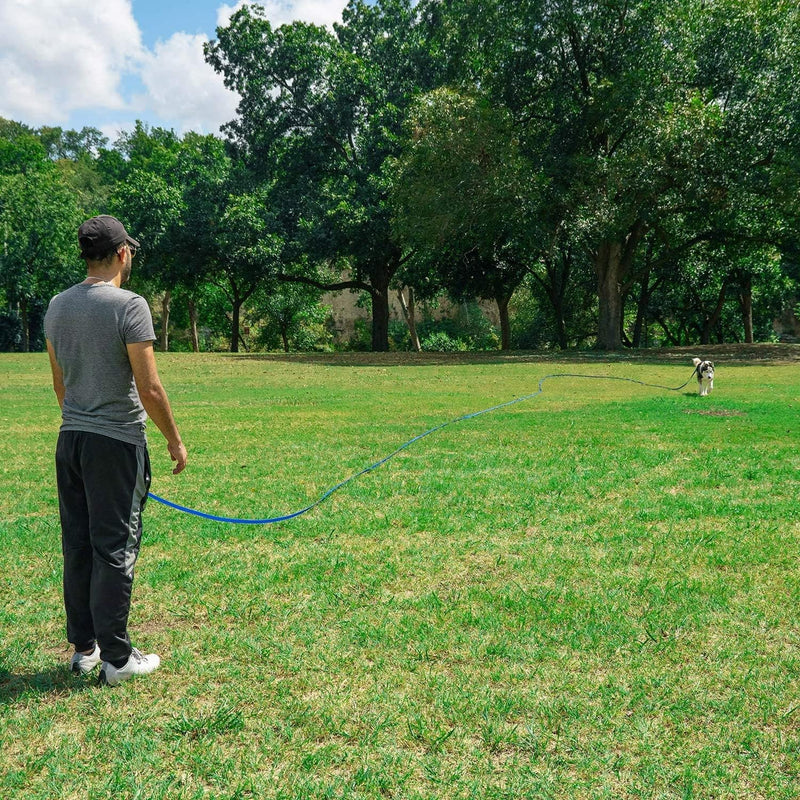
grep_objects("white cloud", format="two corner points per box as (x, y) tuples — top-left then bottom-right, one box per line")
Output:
(0, 0), (345, 135)
(0, 0), (142, 125)
(217, 0), (344, 31)
(138, 32), (240, 135)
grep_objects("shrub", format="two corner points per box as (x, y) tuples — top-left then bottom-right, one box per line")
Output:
(420, 330), (468, 352)
(0, 312), (22, 352)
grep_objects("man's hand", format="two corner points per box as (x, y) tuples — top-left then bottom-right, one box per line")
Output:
(168, 440), (188, 475)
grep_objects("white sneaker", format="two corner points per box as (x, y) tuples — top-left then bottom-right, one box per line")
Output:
(71, 644), (102, 675)
(99, 648), (161, 687)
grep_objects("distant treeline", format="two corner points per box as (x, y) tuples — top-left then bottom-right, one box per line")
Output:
(2, 0), (799, 353)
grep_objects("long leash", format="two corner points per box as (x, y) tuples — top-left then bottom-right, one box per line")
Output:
(147, 369), (699, 525)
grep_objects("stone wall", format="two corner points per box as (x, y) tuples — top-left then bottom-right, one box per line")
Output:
(322, 289), (500, 343)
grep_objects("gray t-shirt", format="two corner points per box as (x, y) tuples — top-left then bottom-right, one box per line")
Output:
(44, 283), (156, 446)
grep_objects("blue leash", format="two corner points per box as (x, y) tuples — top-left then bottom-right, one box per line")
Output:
(147, 370), (698, 525)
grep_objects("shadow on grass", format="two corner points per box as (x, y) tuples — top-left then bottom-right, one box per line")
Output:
(0, 664), (96, 703)
(224, 343), (800, 368)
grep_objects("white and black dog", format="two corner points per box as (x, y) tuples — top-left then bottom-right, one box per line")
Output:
(692, 358), (715, 396)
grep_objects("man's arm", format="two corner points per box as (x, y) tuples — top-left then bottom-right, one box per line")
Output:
(127, 340), (187, 474)
(46, 339), (65, 410)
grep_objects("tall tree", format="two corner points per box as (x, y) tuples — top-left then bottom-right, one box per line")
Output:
(215, 188), (283, 352)
(443, 0), (800, 348)
(0, 135), (82, 351)
(393, 87), (543, 349)
(170, 133), (236, 351)
(109, 123), (184, 349)
(206, 0), (446, 350)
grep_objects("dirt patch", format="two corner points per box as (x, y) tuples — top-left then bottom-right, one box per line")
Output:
(631, 343), (800, 365)
(228, 342), (800, 368)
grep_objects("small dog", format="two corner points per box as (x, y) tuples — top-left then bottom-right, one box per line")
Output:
(692, 358), (714, 396)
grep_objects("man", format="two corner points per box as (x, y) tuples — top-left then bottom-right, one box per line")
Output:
(44, 214), (188, 687)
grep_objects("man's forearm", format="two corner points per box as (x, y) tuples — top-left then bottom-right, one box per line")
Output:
(139, 385), (182, 446)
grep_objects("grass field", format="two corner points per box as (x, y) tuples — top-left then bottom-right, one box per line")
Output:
(1, 346), (799, 799)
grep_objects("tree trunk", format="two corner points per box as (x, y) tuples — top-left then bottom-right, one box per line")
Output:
(160, 290), (171, 352)
(739, 274), (753, 343)
(19, 298), (29, 352)
(496, 293), (511, 350)
(530, 249), (570, 349)
(371, 278), (390, 352)
(595, 241), (624, 350)
(231, 298), (241, 353)
(188, 298), (200, 352)
(700, 280), (728, 345)
(631, 264), (651, 349)
(550, 282), (569, 350)
(555, 249), (571, 350)
(595, 223), (645, 350)
(397, 286), (421, 352)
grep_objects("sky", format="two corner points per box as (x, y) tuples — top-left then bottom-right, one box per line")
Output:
(0, 0), (348, 146)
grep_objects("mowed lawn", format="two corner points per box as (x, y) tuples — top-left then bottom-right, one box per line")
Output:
(1, 347), (799, 799)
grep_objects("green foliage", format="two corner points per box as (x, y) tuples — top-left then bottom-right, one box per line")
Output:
(0, 156), (83, 351)
(509, 284), (596, 351)
(0, 311), (22, 351)
(437, 0), (800, 349)
(343, 317), (374, 352)
(206, 0), (449, 350)
(420, 329), (468, 352)
(392, 87), (535, 348)
(393, 88), (528, 254)
(0, 133), (50, 176)
(252, 285), (334, 352)
(1, 0), (800, 352)
(387, 299), (501, 352)
(36, 125), (107, 161)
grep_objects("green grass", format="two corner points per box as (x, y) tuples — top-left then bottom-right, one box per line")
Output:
(1, 347), (799, 799)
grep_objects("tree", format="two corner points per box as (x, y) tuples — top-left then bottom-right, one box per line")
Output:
(170, 133), (236, 351)
(206, 0), (447, 350)
(393, 88), (544, 349)
(108, 123), (185, 349)
(252, 282), (330, 352)
(441, 0), (800, 348)
(0, 135), (82, 351)
(112, 169), (185, 349)
(215, 189), (283, 351)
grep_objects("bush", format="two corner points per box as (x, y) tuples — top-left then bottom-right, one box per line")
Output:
(416, 300), (500, 351)
(341, 318), (373, 351)
(0, 312), (22, 352)
(420, 330), (468, 352)
(343, 298), (500, 351)
(509, 291), (551, 350)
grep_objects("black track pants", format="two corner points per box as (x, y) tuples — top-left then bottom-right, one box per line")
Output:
(55, 430), (151, 667)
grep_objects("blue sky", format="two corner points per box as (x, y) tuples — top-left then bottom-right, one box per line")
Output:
(0, 0), (347, 145)
(133, 0), (227, 46)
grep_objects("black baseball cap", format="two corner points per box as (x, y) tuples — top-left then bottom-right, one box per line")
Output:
(78, 215), (140, 259)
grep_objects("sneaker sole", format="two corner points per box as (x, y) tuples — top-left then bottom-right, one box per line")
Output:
(98, 668), (152, 687)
